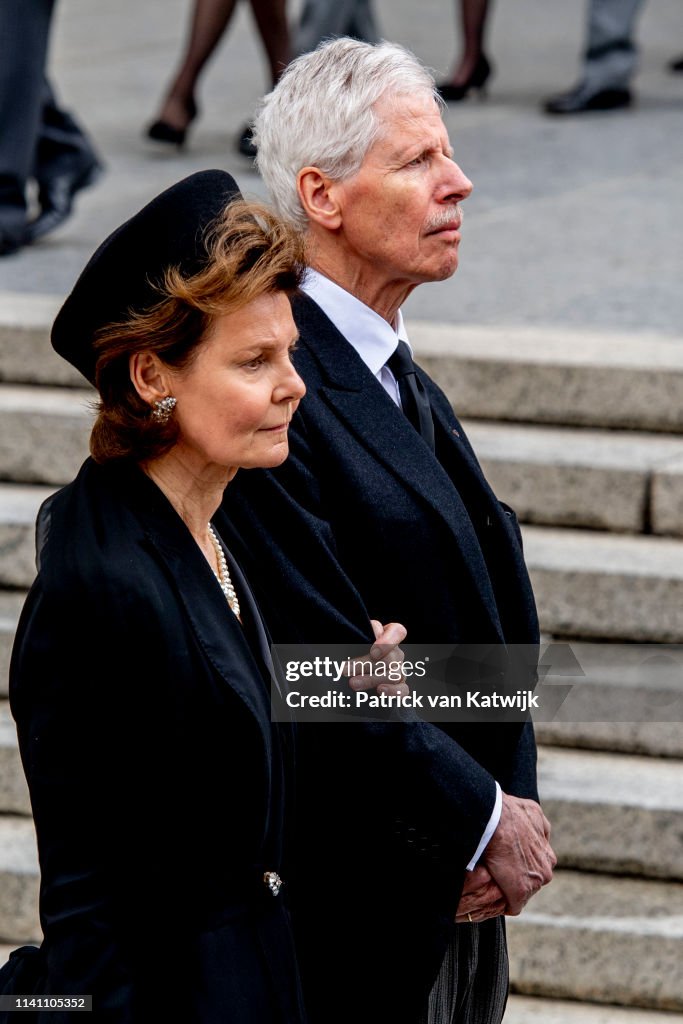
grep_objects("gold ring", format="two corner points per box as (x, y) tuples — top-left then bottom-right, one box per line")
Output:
(467, 912), (473, 923)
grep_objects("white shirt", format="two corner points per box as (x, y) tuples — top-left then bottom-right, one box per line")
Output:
(302, 268), (405, 404)
(301, 269), (502, 868)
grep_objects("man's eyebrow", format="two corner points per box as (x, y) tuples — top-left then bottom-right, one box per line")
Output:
(393, 140), (455, 162)
(390, 139), (431, 159)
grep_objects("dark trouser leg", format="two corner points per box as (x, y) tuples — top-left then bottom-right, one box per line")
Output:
(295, 0), (379, 55)
(346, 0), (379, 44)
(34, 78), (99, 186)
(0, 0), (54, 241)
(583, 0), (646, 93)
(26, 80), (102, 244)
(420, 918), (509, 1024)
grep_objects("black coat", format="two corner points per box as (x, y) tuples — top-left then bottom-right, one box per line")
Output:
(8, 459), (306, 1024)
(220, 294), (540, 1024)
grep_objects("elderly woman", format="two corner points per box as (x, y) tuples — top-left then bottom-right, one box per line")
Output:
(2, 170), (403, 1022)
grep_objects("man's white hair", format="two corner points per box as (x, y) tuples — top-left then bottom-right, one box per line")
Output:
(253, 37), (440, 231)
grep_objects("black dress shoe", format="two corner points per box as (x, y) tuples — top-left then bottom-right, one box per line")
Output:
(544, 84), (632, 115)
(26, 153), (103, 243)
(436, 55), (492, 102)
(237, 123), (257, 159)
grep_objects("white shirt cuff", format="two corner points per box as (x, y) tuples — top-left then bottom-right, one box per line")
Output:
(466, 782), (502, 871)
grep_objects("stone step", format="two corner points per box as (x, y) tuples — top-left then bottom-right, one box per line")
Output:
(653, 457), (683, 537)
(0, 702), (30, 816)
(536, 721), (683, 760)
(2, 619), (681, 760)
(0, 292), (80, 387)
(3, 521), (683, 654)
(505, 996), (683, 1023)
(0, 485), (54, 590)
(5, 388), (683, 533)
(465, 421), (683, 536)
(3, 834), (683, 1007)
(0, 384), (92, 485)
(4, 385), (683, 537)
(523, 526), (683, 642)
(3, 513), (683, 648)
(507, 869), (683, 1011)
(0, 988), (662, 1022)
(0, 592), (25, 700)
(0, 816), (40, 944)
(6, 705), (682, 880)
(411, 322), (683, 433)
(533, 639), (683, 758)
(2, 298), (683, 432)
(537, 747), (683, 880)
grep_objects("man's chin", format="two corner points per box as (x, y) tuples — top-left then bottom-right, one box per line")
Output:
(429, 256), (459, 282)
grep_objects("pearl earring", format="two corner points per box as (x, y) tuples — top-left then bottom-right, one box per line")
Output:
(152, 396), (177, 423)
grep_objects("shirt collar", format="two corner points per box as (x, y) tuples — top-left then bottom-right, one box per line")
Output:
(301, 268), (411, 375)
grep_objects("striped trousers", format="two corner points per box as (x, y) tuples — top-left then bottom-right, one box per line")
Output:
(419, 918), (509, 1024)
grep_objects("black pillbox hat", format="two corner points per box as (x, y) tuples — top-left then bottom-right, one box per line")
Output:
(51, 169), (243, 385)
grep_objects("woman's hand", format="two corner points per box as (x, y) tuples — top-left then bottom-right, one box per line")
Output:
(345, 619), (409, 699)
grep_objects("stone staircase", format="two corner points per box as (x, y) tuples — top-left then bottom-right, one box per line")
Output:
(412, 322), (683, 1021)
(1, 296), (683, 1021)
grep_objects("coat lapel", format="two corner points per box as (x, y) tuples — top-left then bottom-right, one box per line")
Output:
(293, 294), (504, 638)
(117, 463), (274, 759)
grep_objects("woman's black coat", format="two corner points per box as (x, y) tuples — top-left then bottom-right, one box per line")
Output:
(7, 458), (305, 1023)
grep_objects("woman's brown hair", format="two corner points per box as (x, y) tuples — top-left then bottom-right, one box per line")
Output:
(89, 199), (305, 464)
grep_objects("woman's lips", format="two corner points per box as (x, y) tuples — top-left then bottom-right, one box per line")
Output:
(260, 422), (289, 432)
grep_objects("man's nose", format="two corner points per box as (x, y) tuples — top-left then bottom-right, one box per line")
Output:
(443, 161), (473, 203)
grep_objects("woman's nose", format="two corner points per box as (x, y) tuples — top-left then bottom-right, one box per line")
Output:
(277, 361), (306, 403)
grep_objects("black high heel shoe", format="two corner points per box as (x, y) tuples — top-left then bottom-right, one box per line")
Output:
(145, 98), (198, 148)
(436, 55), (492, 102)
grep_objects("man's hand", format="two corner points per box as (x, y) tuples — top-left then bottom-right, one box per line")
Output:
(482, 793), (556, 916)
(455, 865), (506, 924)
(345, 619), (408, 698)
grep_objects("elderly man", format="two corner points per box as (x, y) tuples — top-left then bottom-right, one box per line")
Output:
(220, 38), (555, 1024)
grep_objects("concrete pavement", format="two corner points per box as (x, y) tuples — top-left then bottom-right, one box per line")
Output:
(0, 0), (681, 335)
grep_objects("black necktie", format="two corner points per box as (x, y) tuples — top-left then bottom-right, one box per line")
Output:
(387, 340), (435, 451)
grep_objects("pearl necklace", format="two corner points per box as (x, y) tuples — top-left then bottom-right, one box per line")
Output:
(207, 524), (241, 618)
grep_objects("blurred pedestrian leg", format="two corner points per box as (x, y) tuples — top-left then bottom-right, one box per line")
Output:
(295, 0), (379, 55)
(146, 0), (290, 153)
(0, 0), (102, 255)
(436, 0), (494, 102)
(544, 0), (646, 114)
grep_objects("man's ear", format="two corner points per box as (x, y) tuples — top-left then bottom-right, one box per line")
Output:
(129, 351), (172, 407)
(297, 167), (343, 231)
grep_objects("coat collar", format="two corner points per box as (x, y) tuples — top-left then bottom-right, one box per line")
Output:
(292, 294), (504, 639)
(106, 460), (275, 757)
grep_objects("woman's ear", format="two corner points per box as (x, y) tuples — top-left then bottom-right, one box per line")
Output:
(129, 351), (171, 407)
(297, 167), (343, 231)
